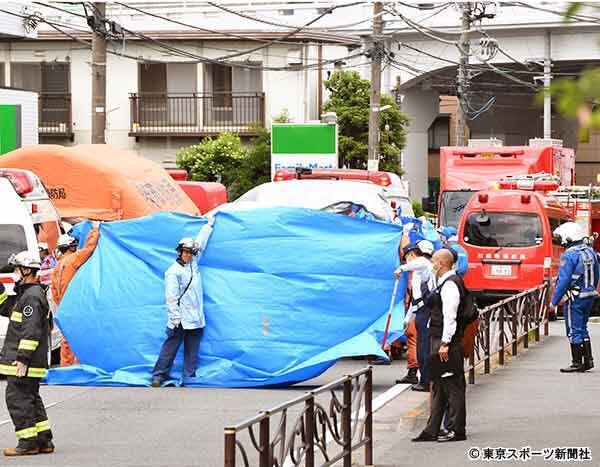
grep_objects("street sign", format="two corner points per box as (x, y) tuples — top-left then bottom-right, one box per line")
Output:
(0, 105), (20, 155)
(271, 123), (338, 177)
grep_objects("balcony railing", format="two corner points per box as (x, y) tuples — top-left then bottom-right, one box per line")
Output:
(39, 93), (73, 139)
(129, 92), (265, 137)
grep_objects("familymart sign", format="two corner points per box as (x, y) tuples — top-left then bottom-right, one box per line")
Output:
(271, 123), (338, 177)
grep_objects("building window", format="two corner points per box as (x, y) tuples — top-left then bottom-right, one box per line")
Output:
(11, 62), (69, 93)
(428, 115), (450, 151)
(210, 64), (232, 107)
(0, 63), (4, 86)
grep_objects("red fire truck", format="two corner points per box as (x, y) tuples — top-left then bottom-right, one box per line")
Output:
(457, 174), (571, 303)
(551, 186), (600, 252)
(439, 140), (575, 228)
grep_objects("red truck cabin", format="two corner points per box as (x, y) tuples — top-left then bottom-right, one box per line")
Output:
(458, 189), (570, 301)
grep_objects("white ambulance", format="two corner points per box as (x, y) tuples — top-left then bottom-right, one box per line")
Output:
(0, 168), (62, 363)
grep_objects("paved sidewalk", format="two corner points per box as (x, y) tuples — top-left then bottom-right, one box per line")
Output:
(363, 322), (600, 466)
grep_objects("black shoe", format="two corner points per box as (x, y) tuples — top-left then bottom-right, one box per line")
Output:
(438, 430), (467, 442)
(439, 428), (449, 437)
(583, 339), (594, 371)
(396, 368), (418, 385)
(151, 379), (162, 387)
(412, 432), (438, 442)
(411, 383), (430, 392)
(38, 440), (55, 454)
(561, 343), (585, 373)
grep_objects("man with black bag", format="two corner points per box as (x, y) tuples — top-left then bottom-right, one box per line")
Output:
(412, 247), (472, 443)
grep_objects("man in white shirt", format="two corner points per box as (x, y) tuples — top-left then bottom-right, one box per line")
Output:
(394, 241), (434, 391)
(412, 248), (467, 443)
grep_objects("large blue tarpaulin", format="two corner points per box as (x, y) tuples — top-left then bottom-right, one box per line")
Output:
(46, 209), (409, 387)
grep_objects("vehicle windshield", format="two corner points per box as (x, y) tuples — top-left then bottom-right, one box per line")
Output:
(0, 224), (27, 265)
(463, 213), (543, 247)
(439, 191), (474, 228)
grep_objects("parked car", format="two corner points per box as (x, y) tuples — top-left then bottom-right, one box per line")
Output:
(213, 179), (406, 222)
(0, 168), (62, 363)
(273, 168), (412, 212)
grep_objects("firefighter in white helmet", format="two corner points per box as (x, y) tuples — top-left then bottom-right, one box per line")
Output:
(550, 222), (599, 373)
(151, 216), (216, 387)
(0, 252), (54, 456)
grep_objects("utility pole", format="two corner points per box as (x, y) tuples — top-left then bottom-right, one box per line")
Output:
(543, 30), (552, 139)
(91, 2), (107, 144)
(368, 1), (384, 171)
(317, 43), (323, 116)
(455, 3), (472, 146)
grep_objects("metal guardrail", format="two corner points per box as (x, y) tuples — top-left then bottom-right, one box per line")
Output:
(129, 92), (265, 136)
(466, 283), (550, 384)
(224, 368), (373, 467)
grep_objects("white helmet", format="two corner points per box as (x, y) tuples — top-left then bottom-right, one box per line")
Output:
(176, 237), (199, 254)
(8, 251), (41, 270)
(57, 233), (77, 249)
(38, 242), (49, 252)
(416, 239), (435, 256)
(553, 222), (585, 246)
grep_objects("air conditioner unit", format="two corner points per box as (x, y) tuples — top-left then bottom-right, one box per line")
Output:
(529, 138), (563, 148)
(468, 138), (503, 148)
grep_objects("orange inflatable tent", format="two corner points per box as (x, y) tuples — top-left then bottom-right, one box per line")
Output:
(0, 145), (200, 221)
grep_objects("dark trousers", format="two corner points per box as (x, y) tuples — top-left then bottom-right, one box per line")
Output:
(422, 337), (466, 437)
(152, 325), (203, 381)
(5, 376), (53, 449)
(415, 307), (431, 385)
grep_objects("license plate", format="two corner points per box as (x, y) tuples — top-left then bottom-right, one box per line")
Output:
(491, 265), (512, 276)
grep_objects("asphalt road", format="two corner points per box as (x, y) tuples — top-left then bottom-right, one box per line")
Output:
(370, 322), (600, 467)
(0, 358), (404, 467)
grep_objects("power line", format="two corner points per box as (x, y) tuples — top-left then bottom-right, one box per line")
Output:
(206, 1), (365, 61)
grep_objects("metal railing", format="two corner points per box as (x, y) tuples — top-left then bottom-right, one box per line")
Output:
(224, 368), (373, 467)
(129, 92), (265, 136)
(39, 93), (73, 137)
(466, 283), (550, 384)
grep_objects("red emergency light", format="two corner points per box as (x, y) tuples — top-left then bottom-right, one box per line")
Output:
(273, 168), (393, 187)
(273, 169), (297, 182)
(452, 149), (525, 158)
(497, 178), (559, 192)
(0, 169), (34, 196)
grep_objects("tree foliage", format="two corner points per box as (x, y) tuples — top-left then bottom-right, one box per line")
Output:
(323, 70), (409, 174)
(176, 126), (274, 201)
(548, 3), (600, 129)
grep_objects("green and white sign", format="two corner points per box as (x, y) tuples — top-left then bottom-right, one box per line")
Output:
(0, 105), (21, 155)
(271, 123), (338, 177)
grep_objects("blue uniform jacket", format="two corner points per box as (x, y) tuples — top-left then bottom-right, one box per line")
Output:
(551, 242), (599, 307)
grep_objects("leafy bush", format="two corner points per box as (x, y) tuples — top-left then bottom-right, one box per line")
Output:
(412, 200), (425, 218)
(176, 133), (247, 190)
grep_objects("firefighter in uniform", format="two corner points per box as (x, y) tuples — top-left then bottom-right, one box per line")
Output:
(550, 222), (599, 373)
(0, 252), (54, 456)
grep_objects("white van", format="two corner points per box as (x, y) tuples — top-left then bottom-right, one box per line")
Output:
(0, 169), (62, 362)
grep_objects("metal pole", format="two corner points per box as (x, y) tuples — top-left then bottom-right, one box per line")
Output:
(365, 369), (373, 466)
(368, 1), (384, 171)
(543, 30), (552, 139)
(224, 429), (236, 467)
(343, 378), (352, 467)
(499, 307), (505, 366)
(91, 2), (107, 144)
(305, 397), (315, 467)
(455, 3), (471, 146)
(317, 43), (323, 117)
(259, 418), (269, 467)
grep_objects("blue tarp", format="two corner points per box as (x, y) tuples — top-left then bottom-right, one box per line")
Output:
(46, 209), (409, 387)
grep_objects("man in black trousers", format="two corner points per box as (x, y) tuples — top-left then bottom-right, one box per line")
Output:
(412, 248), (467, 442)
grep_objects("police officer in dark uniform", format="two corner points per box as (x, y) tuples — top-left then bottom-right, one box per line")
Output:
(0, 251), (54, 456)
(550, 222), (599, 373)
